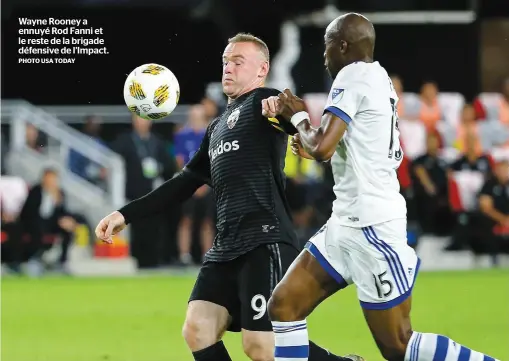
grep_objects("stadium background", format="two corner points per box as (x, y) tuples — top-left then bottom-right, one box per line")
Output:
(1, 0), (509, 360)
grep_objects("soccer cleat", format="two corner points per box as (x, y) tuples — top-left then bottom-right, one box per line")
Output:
(343, 354), (365, 361)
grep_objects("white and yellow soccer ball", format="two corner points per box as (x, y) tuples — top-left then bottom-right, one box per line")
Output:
(123, 63), (180, 120)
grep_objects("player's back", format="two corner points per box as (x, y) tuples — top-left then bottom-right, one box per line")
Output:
(326, 61), (406, 228)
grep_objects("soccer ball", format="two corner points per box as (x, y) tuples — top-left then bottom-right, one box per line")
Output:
(123, 63), (180, 120)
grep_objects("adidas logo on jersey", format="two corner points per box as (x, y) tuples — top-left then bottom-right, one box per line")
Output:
(209, 140), (240, 161)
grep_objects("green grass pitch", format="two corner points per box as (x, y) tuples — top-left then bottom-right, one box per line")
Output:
(2, 269), (508, 361)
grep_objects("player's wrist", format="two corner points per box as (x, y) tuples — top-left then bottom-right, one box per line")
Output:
(290, 111), (309, 128)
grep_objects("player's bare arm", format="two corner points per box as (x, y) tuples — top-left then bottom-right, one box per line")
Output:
(262, 88), (347, 161)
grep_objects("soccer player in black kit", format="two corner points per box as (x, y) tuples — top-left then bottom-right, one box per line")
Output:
(96, 33), (361, 361)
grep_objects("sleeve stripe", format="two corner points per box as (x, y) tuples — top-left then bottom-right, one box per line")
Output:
(271, 124), (285, 132)
(268, 117), (280, 124)
(324, 106), (352, 124)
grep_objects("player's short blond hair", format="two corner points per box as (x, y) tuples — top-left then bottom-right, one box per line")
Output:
(228, 33), (270, 62)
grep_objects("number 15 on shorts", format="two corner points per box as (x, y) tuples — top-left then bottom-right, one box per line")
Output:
(373, 271), (393, 298)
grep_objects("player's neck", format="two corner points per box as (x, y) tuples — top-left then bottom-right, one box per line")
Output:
(347, 56), (373, 66)
(227, 84), (262, 104)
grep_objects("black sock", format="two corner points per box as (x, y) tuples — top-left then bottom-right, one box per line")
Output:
(309, 340), (352, 361)
(192, 341), (232, 361)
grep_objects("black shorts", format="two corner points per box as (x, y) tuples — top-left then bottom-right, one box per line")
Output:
(188, 242), (299, 332)
(182, 189), (215, 220)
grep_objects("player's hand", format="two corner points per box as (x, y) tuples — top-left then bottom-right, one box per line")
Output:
(277, 89), (307, 120)
(290, 134), (315, 160)
(95, 211), (126, 244)
(262, 96), (281, 118)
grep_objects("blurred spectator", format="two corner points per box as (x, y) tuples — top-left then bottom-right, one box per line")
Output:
(477, 159), (509, 265)
(17, 168), (78, 276)
(474, 77), (509, 124)
(454, 104), (483, 155)
(412, 131), (452, 235)
(445, 134), (493, 251)
(201, 96), (219, 122)
(390, 74), (405, 118)
(174, 105), (208, 169)
(408, 81), (444, 132)
(0, 176), (28, 273)
(284, 141), (324, 242)
(1, 131), (7, 175)
(113, 115), (177, 268)
(68, 115), (108, 186)
(25, 123), (47, 152)
(174, 104), (214, 265)
(449, 133), (492, 176)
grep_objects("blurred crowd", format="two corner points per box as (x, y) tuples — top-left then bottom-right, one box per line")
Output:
(2, 78), (509, 275)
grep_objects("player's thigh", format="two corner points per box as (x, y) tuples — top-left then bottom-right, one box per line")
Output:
(186, 261), (239, 339)
(349, 220), (419, 353)
(237, 243), (299, 331)
(270, 223), (352, 321)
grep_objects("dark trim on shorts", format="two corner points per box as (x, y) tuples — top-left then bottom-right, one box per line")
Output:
(266, 243), (284, 293)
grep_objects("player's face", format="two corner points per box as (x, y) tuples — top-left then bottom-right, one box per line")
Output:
(324, 23), (346, 79)
(222, 42), (268, 99)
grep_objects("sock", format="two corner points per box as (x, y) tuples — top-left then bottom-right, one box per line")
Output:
(405, 332), (500, 361)
(273, 320), (310, 360)
(309, 340), (354, 361)
(192, 340), (232, 361)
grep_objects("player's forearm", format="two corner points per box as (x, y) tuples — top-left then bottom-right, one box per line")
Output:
(118, 170), (204, 224)
(296, 121), (332, 161)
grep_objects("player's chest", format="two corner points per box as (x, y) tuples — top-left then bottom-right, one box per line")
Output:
(208, 105), (258, 163)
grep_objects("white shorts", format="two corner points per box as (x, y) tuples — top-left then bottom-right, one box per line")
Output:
(305, 216), (420, 310)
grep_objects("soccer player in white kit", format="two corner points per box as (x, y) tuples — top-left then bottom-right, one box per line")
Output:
(261, 12), (500, 361)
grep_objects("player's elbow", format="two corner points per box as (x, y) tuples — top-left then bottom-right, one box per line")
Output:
(311, 147), (334, 162)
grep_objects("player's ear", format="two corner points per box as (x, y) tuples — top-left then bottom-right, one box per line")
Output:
(258, 61), (269, 79)
(339, 40), (348, 53)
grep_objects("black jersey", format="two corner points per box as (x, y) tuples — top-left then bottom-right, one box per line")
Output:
(185, 87), (299, 262)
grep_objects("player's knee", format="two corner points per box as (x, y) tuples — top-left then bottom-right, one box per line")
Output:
(268, 285), (303, 321)
(182, 316), (218, 351)
(378, 333), (412, 361)
(242, 334), (273, 361)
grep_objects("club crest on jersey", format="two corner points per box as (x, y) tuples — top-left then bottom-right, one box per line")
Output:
(227, 107), (242, 129)
(332, 88), (344, 104)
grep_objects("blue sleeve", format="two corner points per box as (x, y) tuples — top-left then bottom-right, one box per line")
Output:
(324, 106), (352, 124)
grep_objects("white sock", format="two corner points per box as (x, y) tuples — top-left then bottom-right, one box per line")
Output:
(272, 320), (309, 361)
(405, 332), (500, 361)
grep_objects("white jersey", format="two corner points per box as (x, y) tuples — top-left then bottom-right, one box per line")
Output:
(325, 61), (406, 227)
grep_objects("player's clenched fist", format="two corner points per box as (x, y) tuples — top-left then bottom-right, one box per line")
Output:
(290, 133), (315, 160)
(95, 211), (126, 244)
(261, 96), (281, 118)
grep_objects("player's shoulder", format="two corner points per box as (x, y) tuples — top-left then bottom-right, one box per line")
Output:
(207, 116), (222, 135)
(334, 61), (388, 88)
(253, 87), (281, 99)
